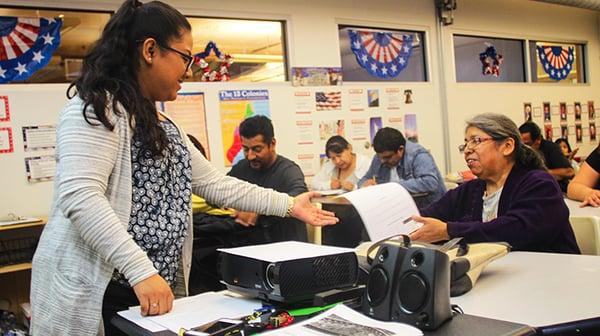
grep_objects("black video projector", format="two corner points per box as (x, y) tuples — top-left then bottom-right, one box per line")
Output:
(219, 241), (359, 304)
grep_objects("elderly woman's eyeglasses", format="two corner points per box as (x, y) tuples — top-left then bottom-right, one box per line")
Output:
(458, 137), (494, 153)
(158, 44), (194, 72)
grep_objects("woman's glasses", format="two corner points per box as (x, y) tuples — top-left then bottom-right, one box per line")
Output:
(458, 136), (494, 153)
(158, 44), (194, 72)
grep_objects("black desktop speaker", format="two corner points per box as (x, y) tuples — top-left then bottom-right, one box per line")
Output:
(362, 240), (452, 331)
(362, 242), (408, 321)
(390, 246), (452, 330)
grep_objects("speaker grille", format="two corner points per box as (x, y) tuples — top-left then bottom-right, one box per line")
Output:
(279, 254), (357, 296)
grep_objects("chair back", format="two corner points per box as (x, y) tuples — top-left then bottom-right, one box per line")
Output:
(569, 216), (600, 255)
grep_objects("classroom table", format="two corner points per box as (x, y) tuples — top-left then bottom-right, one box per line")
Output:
(451, 251), (600, 328)
(564, 197), (600, 218)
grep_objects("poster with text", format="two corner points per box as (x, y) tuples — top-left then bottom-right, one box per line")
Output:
(294, 91), (313, 115)
(0, 96), (9, 122)
(0, 127), (13, 153)
(25, 155), (56, 182)
(219, 90), (270, 166)
(22, 125), (56, 151)
(385, 88), (401, 111)
(350, 119), (368, 141)
(405, 114), (418, 142)
(297, 154), (316, 176)
(348, 89), (365, 112)
(388, 116), (403, 131)
(161, 92), (210, 159)
(296, 120), (315, 145)
(291, 67), (342, 87)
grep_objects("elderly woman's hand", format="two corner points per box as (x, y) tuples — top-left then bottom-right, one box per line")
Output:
(409, 215), (450, 243)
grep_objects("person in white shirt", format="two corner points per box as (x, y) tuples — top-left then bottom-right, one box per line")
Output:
(311, 136), (370, 192)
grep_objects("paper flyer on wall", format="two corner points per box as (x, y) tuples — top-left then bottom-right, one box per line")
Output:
(384, 87), (401, 111)
(350, 119), (368, 141)
(25, 155), (56, 182)
(342, 183), (422, 243)
(294, 91), (313, 115)
(262, 304), (422, 336)
(404, 114), (418, 143)
(297, 153), (316, 176)
(22, 125), (56, 151)
(0, 127), (13, 153)
(161, 92), (210, 159)
(0, 96), (9, 122)
(219, 90), (270, 166)
(367, 89), (380, 108)
(348, 89), (365, 112)
(296, 120), (315, 145)
(388, 116), (403, 131)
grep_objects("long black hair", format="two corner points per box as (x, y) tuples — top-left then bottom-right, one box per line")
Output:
(67, 0), (191, 156)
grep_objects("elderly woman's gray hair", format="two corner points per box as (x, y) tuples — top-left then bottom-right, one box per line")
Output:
(465, 113), (545, 171)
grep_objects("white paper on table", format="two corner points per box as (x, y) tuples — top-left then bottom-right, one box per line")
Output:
(343, 183), (422, 242)
(317, 189), (345, 196)
(117, 310), (167, 332)
(262, 304), (422, 336)
(118, 292), (261, 333)
(218, 241), (354, 263)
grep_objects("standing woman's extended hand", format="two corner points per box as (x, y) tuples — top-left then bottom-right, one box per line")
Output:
(291, 191), (339, 226)
(133, 274), (174, 316)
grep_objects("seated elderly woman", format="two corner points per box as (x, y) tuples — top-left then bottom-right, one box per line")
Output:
(567, 144), (600, 207)
(311, 135), (371, 192)
(410, 113), (580, 254)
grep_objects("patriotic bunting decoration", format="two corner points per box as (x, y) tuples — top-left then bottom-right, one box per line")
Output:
(193, 41), (233, 82)
(348, 29), (414, 79)
(0, 16), (62, 84)
(479, 44), (503, 77)
(536, 45), (574, 81)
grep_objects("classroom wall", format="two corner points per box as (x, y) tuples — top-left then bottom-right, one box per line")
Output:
(443, 0), (600, 171)
(0, 0), (599, 217)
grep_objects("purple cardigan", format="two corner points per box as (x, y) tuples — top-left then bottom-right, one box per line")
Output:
(422, 165), (580, 254)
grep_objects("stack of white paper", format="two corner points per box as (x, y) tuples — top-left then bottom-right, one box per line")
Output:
(342, 183), (422, 242)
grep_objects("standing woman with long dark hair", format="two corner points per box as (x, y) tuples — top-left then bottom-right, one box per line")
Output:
(29, 1), (336, 335)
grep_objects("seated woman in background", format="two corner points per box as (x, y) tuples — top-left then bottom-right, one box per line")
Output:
(410, 113), (580, 254)
(567, 144), (600, 207)
(555, 138), (580, 173)
(311, 135), (371, 192)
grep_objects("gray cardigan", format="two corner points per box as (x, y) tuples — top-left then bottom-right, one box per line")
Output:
(30, 96), (289, 335)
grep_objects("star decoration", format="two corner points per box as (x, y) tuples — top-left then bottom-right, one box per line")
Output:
(32, 51), (44, 63)
(15, 62), (28, 75)
(42, 33), (54, 45)
(0, 66), (6, 78)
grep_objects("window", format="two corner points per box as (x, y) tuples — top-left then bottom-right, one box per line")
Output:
(453, 34), (525, 82)
(339, 25), (427, 82)
(0, 7), (111, 83)
(529, 41), (586, 83)
(186, 17), (287, 82)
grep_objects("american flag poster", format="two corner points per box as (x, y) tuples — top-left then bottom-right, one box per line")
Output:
(0, 17), (62, 83)
(315, 91), (342, 111)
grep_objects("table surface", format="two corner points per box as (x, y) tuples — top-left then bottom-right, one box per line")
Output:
(451, 251), (600, 327)
(564, 197), (600, 217)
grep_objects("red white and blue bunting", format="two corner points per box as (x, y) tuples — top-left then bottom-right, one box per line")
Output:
(536, 45), (574, 81)
(0, 17), (62, 84)
(348, 29), (414, 79)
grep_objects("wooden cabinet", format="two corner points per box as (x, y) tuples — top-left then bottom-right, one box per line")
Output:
(0, 219), (46, 321)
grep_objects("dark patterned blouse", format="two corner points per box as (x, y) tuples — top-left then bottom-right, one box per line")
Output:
(112, 120), (192, 287)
